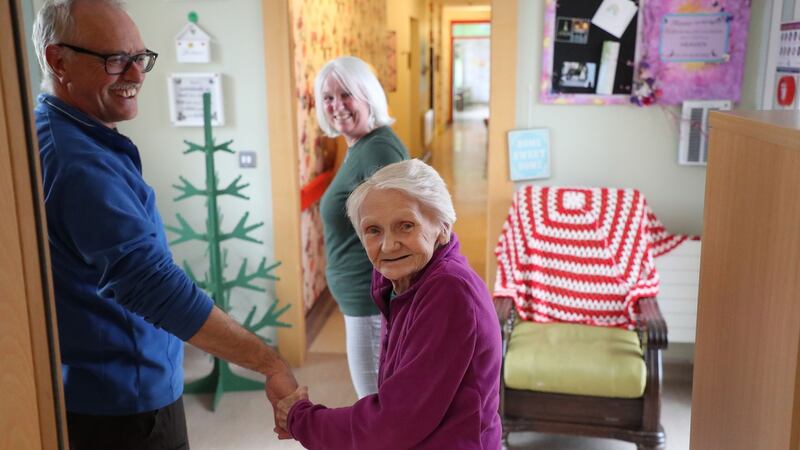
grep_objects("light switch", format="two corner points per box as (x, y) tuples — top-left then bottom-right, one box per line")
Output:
(239, 151), (256, 168)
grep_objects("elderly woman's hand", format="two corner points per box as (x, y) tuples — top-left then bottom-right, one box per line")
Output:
(275, 386), (309, 437)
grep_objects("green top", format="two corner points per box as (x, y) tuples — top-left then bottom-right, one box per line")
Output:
(320, 126), (409, 316)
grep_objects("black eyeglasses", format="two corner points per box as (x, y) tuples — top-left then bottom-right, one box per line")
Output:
(57, 43), (158, 75)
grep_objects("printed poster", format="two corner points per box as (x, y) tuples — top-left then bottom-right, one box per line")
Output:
(508, 129), (551, 181)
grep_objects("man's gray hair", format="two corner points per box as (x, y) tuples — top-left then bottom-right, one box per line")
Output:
(314, 56), (395, 137)
(32, 0), (127, 92)
(346, 159), (456, 243)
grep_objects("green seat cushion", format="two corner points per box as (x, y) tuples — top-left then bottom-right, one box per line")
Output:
(504, 321), (646, 398)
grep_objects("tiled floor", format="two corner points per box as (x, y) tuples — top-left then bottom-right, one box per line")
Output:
(183, 114), (692, 449)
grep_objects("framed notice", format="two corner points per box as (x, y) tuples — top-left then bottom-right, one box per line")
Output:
(659, 13), (730, 63)
(508, 129), (550, 181)
(175, 23), (211, 63)
(167, 72), (224, 127)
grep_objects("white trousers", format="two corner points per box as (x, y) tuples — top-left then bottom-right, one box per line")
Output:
(343, 314), (382, 399)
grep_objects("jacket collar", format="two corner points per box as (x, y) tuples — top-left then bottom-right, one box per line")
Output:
(39, 93), (107, 128)
(371, 233), (461, 316)
(37, 93), (141, 167)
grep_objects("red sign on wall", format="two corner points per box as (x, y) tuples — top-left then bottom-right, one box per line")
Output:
(776, 75), (797, 108)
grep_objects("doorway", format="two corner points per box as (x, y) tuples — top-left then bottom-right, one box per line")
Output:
(450, 21), (491, 123)
(431, 11), (491, 278)
(1, 0), (67, 446)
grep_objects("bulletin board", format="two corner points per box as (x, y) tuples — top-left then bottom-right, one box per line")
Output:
(541, 0), (642, 105)
(639, 0), (751, 105)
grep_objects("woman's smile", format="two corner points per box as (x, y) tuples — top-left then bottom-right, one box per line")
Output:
(382, 255), (410, 263)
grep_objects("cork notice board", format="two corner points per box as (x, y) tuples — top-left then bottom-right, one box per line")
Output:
(541, 0), (641, 105)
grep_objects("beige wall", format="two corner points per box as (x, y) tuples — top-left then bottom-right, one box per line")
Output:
(485, 0), (771, 287)
(263, 0), (305, 364)
(121, 1), (280, 342)
(484, 0), (517, 283)
(386, 0), (431, 158)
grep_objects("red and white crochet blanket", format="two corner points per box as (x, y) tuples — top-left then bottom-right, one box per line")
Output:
(494, 186), (694, 329)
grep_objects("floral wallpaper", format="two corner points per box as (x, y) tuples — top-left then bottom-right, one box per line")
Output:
(290, 0), (390, 313)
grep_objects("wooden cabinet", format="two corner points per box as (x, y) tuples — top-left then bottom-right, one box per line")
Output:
(691, 111), (800, 450)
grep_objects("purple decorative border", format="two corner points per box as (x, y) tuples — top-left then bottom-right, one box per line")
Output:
(540, 0), (636, 105)
(641, 0), (751, 105)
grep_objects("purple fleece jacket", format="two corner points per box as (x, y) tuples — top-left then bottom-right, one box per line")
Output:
(288, 234), (502, 449)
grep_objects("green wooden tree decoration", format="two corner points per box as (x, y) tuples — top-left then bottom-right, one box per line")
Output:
(166, 92), (291, 411)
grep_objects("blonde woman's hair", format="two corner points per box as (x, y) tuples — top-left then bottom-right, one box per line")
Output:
(314, 56), (394, 137)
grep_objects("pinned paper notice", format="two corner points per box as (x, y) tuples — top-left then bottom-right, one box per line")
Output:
(591, 0), (638, 39)
(596, 41), (620, 95)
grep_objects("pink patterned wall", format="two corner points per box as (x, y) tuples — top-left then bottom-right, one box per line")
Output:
(640, 0), (751, 105)
(290, 0), (390, 313)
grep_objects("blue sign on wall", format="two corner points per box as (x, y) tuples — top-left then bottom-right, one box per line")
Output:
(508, 128), (550, 181)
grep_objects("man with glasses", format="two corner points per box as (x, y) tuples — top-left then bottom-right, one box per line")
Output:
(32, 1), (297, 448)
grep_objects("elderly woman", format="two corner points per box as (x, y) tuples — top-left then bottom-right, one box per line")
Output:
(317, 56), (409, 398)
(277, 160), (502, 449)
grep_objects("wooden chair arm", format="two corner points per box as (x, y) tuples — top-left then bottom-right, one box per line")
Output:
(495, 296), (515, 421)
(637, 297), (668, 351)
(494, 297), (515, 356)
(494, 296), (514, 323)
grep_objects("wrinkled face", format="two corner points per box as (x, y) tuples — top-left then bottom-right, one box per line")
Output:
(51, 1), (147, 127)
(358, 189), (443, 293)
(321, 75), (371, 144)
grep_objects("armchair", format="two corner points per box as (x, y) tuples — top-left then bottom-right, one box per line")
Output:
(496, 296), (667, 449)
(493, 186), (682, 449)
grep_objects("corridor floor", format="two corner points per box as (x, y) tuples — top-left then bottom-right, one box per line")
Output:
(430, 104), (490, 277)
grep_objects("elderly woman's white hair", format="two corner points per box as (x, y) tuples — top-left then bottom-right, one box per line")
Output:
(32, 0), (127, 92)
(314, 56), (394, 137)
(346, 159), (457, 244)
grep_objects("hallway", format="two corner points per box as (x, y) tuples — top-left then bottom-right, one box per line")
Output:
(180, 101), (692, 449)
(430, 104), (490, 279)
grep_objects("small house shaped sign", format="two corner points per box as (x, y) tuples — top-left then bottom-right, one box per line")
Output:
(176, 22), (211, 63)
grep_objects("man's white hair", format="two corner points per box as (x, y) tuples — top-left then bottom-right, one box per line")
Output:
(32, 0), (127, 92)
(346, 159), (457, 244)
(314, 56), (394, 137)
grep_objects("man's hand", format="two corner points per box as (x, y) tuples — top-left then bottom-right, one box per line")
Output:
(265, 366), (298, 403)
(188, 307), (288, 377)
(265, 367), (299, 439)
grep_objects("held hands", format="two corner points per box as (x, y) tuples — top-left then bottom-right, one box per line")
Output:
(265, 365), (299, 439)
(276, 386), (309, 437)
